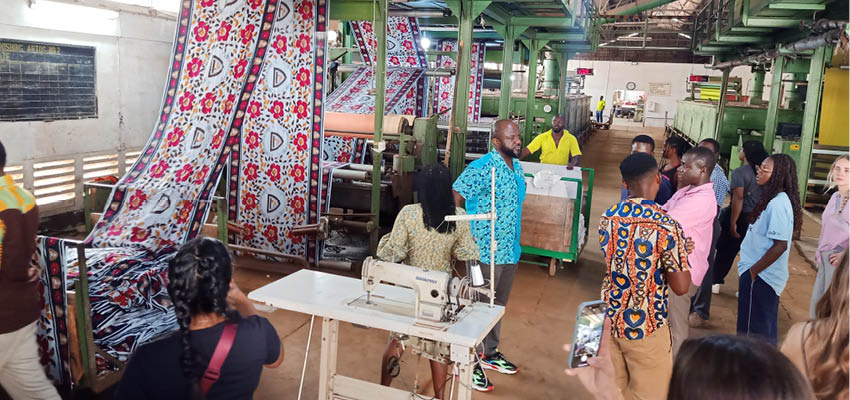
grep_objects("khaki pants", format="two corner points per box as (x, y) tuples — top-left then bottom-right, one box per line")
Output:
(0, 322), (61, 400)
(609, 325), (673, 400)
(668, 284), (698, 356)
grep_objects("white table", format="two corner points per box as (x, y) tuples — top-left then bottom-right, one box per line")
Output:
(249, 269), (505, 400)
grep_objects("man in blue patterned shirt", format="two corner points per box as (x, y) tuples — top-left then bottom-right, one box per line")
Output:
(453, 119), (526, 392)
(689, 138), (729, 326)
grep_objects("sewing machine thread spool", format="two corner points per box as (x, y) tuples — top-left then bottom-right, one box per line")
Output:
(469, 263), (484, 287)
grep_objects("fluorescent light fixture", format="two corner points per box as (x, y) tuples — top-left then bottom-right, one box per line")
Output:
(617, 36), (652, 41)
(599, 40), (615, 47)
(627, 32), (639, 37)
(672, 18), (682, 23)
(26, 0), (119, 35)
(420, 37), (431, 50)
(678, 33), (692, 39)
(483, 62), (499, 70)
(328, 30), (339, 42)
(509, 75), (514, 81)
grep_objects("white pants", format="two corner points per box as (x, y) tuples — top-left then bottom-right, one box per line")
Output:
(0, 322), (61, 400)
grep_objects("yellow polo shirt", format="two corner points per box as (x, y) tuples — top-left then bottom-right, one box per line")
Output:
(596, 100), (606, 111)
(526, 129), (582, 165)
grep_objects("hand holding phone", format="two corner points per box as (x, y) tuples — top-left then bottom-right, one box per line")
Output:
(568, 300), (607, 368)
(565, 303), (622, 400)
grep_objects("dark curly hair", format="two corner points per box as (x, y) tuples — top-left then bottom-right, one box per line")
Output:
(750, 154), (802, 232)
(167, 237), (238, 399)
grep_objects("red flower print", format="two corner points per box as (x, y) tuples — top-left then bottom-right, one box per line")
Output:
(403, 107), (414, 114)
(406, 56), (416, 65)
(397, 22), (409, 33)
(244, 162), (259, 181)
(336, 152), (351, 163)
(175, 163), (194, 183)
(242, 223), (255, 241)
(178, 92), (194, 112)
(150, 160), (169, 178)
(249, 0), (263, 9)
(367, 38), (377, 49)
(266, 164), (281, 182)
(166, 128), (184, 147)
(233, 59), (248, 79)
(187, 57), (203, 78)
(441, 92), (449, 100)
(295, 133), (308, 151)
(363, 22), (373, 33)
(212, 130), (225, 148)
(176, 200), (192, 224)
(296, 67), (311, 87)
(402, 40), (413, 51)
(201, 92), (216, 114)
(340, 95), (352, 102)
(290, 164), (306, 182)
(294, 100), (309, 118)
(246, 131), (260, 150)
(200, 0), (213, 6)
(290, 196), (305, 214)
(298, 0), (313, 20)
(192, 165), (210, 185)
(128, 191), (147, 210)
(223, 94), (235, 114)
(287, 230), (303, 244)
(193, 21), (210, 42)
(247, 101), (261, 118)
(406, 88), (415, 99)
(263, 225), (279, 243)
(296, 33), (311, 54)
(389, 56), (400, 65)
(239, 25), (255, 45)
(107, 224), (123, 237)
(242, 192), (258, 210)
(270, 100), (285, 119)
(356, 79), (368, 86)
(130, 227), (149, 243)
(441, 76), (451, 85)
(216, 21), (232, 41)
(272, 35), (287, 55)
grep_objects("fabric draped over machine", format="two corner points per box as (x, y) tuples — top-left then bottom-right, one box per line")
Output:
(34, 0), (329, 386)
(432, 39), (486, 123)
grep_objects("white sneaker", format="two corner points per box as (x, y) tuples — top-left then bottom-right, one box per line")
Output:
(712, 284), (720, 295)
(735, 291), (739, 298)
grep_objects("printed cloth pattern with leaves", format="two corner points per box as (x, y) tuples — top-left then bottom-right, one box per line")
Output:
(35, 237), (71, 388)
(432, 40), (485, 123)
(598, 198), (691, 341)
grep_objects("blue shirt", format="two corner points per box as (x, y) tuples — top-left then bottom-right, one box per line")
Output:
(709, 163), (729, 207)
(620, 175), (673, 205)
(737, 192), (794, 295)
(453, 150), (526, 264)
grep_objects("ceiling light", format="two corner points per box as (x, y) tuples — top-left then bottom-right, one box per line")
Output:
(678, 33), (691, 39)
(672, 18), (682, 23)
(627, 32), (639, 37)
(420, 37), (431, 50)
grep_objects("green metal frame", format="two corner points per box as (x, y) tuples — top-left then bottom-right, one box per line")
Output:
(520, 167), (595, 265)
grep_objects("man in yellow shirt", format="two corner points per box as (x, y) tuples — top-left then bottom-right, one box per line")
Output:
(520, 115), (582, 169)
(596, 95), (606, 123)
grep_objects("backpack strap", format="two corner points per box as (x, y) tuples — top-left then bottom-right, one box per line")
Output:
(200, 323), (238, 395)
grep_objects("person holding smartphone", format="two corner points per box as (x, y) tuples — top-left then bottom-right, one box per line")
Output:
(597, 153), (692, 400)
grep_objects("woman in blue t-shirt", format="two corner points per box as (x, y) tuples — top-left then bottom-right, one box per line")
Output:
(737, 154), (803, 344)
(115, 238), (284, 399)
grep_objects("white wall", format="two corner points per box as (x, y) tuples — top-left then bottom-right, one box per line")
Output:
(568, 60), (766, 127)
(0, 0), (175, 164)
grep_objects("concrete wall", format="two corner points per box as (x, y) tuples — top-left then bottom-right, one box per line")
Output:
(0, 0), (175, 165)
(568, 59), (765, 128)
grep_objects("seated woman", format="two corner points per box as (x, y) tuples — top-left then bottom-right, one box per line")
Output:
(377, 164), (479, 398)
(114, 237), (284, 399)
(782, 252), (848, 400)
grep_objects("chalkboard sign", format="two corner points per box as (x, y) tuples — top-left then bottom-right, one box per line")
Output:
(0, 39), (97, 121)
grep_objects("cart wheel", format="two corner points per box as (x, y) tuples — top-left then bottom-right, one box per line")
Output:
(548, 258), (557, 277)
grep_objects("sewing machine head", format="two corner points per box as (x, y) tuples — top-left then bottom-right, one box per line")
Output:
(361, 257), (460, 323)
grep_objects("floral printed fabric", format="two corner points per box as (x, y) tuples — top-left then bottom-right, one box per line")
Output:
(227, 0), (328, 261)
(432, 40), (486, 123)
(35, 237), (71, 388)
(350, 17), (427, 68)
(598, 199), (691, 341)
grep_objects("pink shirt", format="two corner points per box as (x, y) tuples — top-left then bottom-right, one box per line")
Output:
(817, 191), (849, 263)
(662, 182), (717, 285)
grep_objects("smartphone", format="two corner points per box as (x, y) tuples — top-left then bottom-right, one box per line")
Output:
(568, 300), (607, 369)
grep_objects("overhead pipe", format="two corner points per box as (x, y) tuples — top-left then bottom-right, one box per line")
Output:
(387, 9), (450, 18)
(708, 27), (846, 70)
(598, 45), (691, 50)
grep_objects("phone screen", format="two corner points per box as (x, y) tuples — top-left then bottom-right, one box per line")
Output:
(569, 301), (607, 368)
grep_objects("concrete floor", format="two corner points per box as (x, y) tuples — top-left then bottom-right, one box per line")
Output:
(237, 120), (820, 400)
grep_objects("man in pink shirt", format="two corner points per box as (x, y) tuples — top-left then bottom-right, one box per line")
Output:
(662, 146), (718, 355)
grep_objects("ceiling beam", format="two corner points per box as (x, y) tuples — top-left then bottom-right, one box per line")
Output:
(510, 16), (575, 27)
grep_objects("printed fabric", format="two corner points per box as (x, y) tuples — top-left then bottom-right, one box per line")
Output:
(709, 163), (729, 207)
(432, 40), (485, 123)
(350, 17), (427, 68)
(452, 150), (526, 264)
(226, 0), (329, 262)
(35, 237), (71, 388)
(377, 204), (479, 272)
(599, 198), (691, 340)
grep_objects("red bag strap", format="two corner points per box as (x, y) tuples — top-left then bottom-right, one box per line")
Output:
(200, 323), (238, 395)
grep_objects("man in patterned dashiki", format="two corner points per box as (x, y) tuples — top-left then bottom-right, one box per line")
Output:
(599, 152), (692, 400)
(0, 140), (62, 399)
(453, 119), (526, 393)
(376, 164), (479, 399)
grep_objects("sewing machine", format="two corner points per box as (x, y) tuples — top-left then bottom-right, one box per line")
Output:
(359, 257), (464, 325)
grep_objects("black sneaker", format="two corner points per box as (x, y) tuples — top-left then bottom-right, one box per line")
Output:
(480, 351), (518, 374)
(472, 363), (493, 392)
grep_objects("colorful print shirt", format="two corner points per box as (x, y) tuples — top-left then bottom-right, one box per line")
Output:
(0, 174), (41, 334)
(709, 163), (729, 207)
(599, 198), (691, 340)
(376, 204), (479, 272)
(453, 150), (526, 264)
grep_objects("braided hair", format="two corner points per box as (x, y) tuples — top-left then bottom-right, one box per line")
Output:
(415, 164), (456, 234)
(750, 154), (802, 232)
(167, 237), (238, 399)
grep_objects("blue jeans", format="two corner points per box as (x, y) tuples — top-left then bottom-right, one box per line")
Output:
(595, 110), (603, 123)
(737, 271), (779, 344)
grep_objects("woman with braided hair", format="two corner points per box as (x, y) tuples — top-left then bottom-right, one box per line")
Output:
(736, 154), (802, 344)
(115, 238), (283, 399)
